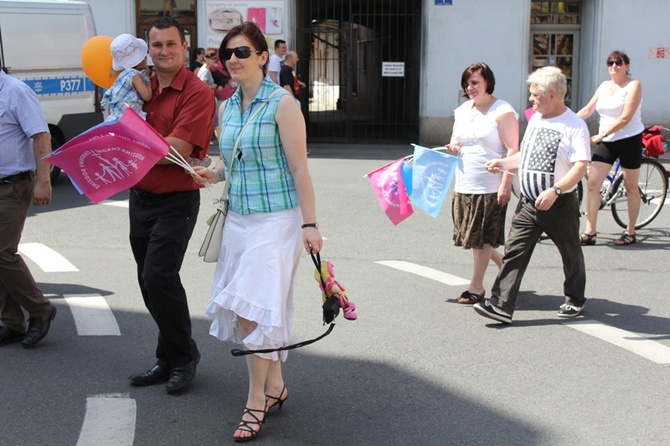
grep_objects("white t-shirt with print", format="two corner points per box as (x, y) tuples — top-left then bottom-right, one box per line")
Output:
(518, 108), (590, 200)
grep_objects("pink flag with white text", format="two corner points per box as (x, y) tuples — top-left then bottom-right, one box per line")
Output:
(44, 109), (170, 203)
(366, 158), (413, 225)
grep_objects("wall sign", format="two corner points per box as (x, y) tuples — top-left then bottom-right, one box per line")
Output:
(382, 62), (405, 77)
(435, 0), (452, 4)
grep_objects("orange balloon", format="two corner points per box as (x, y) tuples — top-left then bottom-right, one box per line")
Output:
(80, 35), (117, 89)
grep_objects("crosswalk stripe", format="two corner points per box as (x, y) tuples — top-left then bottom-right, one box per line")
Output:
(18, 242), (78, 272)
(375, 260), (470, 286)
(564, 320), (670, 364)
(378, 260), (670, 364)
(64, 294), (121, 336)
(76, 394), (136, 446)
(99, 199), (129, 208)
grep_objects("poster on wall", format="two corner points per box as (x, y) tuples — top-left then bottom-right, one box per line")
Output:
(206, 1), (285, 50)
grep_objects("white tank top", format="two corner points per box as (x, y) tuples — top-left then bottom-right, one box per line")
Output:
(595, 83), (644, 142)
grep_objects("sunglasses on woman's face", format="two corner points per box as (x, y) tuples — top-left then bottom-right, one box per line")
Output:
(223, 46), (261, 61)
(607, 59), (625, 67)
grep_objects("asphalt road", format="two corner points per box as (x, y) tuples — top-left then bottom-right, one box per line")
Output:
(3, 145), (670, 446)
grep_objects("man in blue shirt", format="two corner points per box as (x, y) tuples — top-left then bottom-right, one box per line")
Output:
(0, 70), (56, 348)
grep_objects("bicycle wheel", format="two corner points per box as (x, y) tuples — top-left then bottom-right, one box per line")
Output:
(611, 158), (668, 229)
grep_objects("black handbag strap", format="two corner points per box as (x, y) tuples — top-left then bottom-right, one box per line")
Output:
(311, 251), (328, 290)
(230, 251), (336, 357)
(230, 322), (335, 357)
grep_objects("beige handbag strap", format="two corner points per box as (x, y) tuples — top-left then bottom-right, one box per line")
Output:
(218, 89), (283, 203)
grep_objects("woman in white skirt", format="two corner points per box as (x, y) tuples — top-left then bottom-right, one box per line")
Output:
(192, 22), (322, 442)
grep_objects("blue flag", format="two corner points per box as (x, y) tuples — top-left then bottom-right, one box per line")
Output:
(400, 160), (413, 196)
(410, 145), (459, 218)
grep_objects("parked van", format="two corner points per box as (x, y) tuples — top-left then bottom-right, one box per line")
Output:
(0, 0), (103, 182)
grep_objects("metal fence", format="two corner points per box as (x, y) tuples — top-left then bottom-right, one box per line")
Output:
(296, 0), (421, 143)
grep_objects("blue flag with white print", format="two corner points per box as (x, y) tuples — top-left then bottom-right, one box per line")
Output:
(410, 145), (458, 218)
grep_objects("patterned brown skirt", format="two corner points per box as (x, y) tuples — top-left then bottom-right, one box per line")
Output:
(452, 192), (507, 249)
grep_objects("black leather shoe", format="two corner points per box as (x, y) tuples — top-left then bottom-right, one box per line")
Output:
(22, 306), (57, 348)
(0, 326), (25, 346)
(165, 352), (200, 393)
(129, 363), (171, 386)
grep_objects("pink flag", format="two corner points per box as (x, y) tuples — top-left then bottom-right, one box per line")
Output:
(44, 109), (170, 203)
(524, 107), (536, 121)
(366, 158), (413, 225)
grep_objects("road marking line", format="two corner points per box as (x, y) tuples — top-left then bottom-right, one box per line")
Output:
(77, 394), (135, 446)
(99, 199), (129, 208)
(564, 320), (670, 364)
(18, 242), (78, 272)
(64, 294), (121, 336)
(375, 260), (470, 286)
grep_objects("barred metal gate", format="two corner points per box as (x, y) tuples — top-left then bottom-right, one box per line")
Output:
(295, 0), (421, 143)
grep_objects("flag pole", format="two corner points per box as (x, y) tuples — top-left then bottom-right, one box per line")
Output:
(165, 146), (195, 173)
(409, 143), (516, 176)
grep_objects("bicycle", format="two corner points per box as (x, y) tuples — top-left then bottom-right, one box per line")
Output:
(512, 127), (669, 229)
(582, 150), (668, 229)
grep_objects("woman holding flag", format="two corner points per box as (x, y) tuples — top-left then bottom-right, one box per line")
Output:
(445, 62), (519, 305)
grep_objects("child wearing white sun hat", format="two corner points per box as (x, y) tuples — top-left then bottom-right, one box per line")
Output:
(101, 34), (153, 121)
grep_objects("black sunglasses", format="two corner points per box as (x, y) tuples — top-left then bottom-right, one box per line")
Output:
(607, 59), (625, 67)
(223, 46), (261, 61)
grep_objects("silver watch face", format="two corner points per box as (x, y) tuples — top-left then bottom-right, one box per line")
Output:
(553, 186), (562, 195)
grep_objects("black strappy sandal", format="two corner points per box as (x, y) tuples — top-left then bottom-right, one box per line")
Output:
(265, 385), (288, 412)
(233, 407), (265, 443)
(614, 233), (636, 246)
(580, 233), (597, 246)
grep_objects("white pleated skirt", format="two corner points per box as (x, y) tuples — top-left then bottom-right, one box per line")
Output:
(205, 206), (302, 361)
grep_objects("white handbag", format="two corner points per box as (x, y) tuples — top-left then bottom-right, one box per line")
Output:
(198, 187), (229, 262)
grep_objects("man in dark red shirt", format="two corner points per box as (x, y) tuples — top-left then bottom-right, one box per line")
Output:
(128, 17), (215, 393)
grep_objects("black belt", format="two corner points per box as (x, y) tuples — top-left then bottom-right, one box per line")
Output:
(0, 171), (32, 184)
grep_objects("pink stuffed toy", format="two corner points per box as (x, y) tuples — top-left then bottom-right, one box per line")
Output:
(314, 260), (357, 320)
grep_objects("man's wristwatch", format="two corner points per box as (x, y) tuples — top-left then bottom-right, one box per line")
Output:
(552, 186), (562, 196)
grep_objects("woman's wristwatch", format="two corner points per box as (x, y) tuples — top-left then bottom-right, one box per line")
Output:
(301, 223), (318, 229)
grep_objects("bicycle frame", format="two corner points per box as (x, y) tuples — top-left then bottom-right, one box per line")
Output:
(602, 159), (623, 208)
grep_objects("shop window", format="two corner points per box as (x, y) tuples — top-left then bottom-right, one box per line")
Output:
(531, 2), (581, 24)
(139, 0), (195, 20)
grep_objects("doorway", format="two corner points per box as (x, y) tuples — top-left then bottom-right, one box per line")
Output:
(529, 1), (582, 109)
(296, 0), (422, 143)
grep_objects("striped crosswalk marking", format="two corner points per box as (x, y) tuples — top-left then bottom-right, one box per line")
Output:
(375, 260), (470, 286)
(64, 294), (121, 336)
(18, 242), (78, 272)
(564, 320), (670, 364)
(76, 394), (136, 446)
(99, 199), (129, 208)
